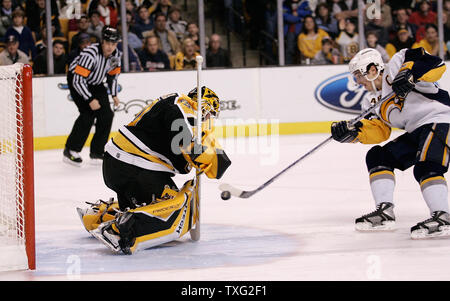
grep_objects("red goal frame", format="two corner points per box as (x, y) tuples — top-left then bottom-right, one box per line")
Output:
(18, 64), (35, 270)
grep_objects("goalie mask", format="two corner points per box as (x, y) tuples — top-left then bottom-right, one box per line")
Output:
(187, 86), (220, 119)
(349, 48), (384, 82)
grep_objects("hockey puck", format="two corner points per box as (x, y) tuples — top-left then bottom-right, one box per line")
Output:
(221, 190), (231, 200)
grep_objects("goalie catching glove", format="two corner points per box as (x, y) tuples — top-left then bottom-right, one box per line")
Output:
(181, 129), (231, 179)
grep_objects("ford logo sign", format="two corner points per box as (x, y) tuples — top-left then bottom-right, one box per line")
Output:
(314, 72), (368, 114)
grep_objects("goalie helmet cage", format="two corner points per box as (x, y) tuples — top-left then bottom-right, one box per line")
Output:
(0, 63), (35, 271)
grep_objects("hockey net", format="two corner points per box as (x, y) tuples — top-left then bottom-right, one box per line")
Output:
(0, 63), (35, 271)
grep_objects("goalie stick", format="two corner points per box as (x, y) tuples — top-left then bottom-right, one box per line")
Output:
(189, 55), (204, 241)
(219, 91), (397, 199)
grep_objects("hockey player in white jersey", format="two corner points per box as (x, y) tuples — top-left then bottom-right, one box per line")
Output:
(331, 47), (450, 239)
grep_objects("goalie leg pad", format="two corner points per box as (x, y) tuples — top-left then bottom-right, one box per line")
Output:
(77, 198), (119, 232)
(97, 180), (197, 254)
(128, 180), (196, 254)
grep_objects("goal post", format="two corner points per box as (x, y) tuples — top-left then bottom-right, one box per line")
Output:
(0, 63), (35, 271)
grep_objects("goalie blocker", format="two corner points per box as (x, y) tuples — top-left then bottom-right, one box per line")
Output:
(77, 88), (231, 254)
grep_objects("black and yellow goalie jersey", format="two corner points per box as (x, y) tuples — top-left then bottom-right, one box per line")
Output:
(105, 93), (231, 178)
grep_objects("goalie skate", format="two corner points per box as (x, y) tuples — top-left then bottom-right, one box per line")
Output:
(90, 220), (122, 253)
(411, 211), (450, 240)
(355, 202), (396, 231)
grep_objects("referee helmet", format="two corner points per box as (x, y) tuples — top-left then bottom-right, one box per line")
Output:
(102, 26), (120, 43)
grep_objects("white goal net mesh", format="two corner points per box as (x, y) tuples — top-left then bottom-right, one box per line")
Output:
(0, 63), (28, 271)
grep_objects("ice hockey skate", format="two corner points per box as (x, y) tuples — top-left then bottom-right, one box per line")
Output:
(63, 148), (82, 166)
(411, 211), (450, 239)
(355, 202), (396, 231)
(90, 220), (123, 253)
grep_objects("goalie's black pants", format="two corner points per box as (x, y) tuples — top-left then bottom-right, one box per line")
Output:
(65, 73), (114, 156)
(102, 152), (177, 211)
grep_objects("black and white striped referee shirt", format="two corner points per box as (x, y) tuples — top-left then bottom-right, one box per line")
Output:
(69, 43), (122, 101)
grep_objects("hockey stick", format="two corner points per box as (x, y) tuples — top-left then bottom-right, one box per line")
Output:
(219, 91), (397, 199)
(189, 55), (204, 241)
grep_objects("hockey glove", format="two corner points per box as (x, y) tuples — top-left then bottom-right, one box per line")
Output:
(331, 120), (362, 143)
(181, 129), (232, 179)
(392, 68), (415, 98)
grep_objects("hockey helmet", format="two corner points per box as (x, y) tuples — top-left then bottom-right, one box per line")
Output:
(349, 48), (384, 82)
(102, 26), (120, 43)
(188, 86), (220, 119)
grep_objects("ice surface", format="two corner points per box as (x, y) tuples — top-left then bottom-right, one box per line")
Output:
(2, 132), (450, 280)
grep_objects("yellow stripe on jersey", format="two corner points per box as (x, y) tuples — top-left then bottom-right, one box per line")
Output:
(417, 64), (446, 82)
(399, 61), (414, 72)
(356, 119), (391, 144)
(128, 99), (159, 126)
(129, 95), (196, 128)
(176, 95), (197, 117)
(380, 94), (403, 124)
(112, 131), (176, 172)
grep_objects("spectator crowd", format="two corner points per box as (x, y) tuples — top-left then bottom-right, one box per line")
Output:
(277, 0), (449, 65)
(0, 0), (232, 74)
(0, 0), (448, 74)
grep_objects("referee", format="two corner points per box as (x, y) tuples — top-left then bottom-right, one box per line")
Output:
(64, 26), (122, 166)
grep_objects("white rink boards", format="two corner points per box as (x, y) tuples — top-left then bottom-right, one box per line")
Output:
(2, 133), (450, 280)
